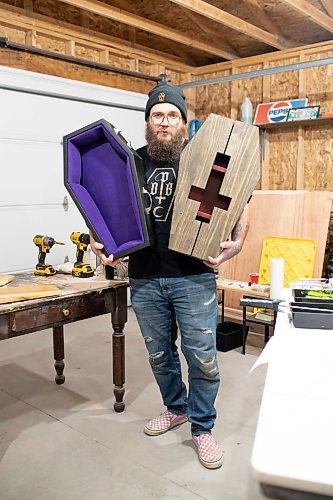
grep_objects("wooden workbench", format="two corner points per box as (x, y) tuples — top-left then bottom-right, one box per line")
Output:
(0, 272), (128, 412)
(216, 278), (269, 322)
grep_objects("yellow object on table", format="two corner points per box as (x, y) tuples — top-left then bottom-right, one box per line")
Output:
(258, 236), (317, 287)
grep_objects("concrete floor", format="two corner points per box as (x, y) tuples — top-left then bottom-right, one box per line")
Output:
(0, 307), (268, 500)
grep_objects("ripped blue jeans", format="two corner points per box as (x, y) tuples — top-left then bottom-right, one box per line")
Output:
(130, 273), (220, 435)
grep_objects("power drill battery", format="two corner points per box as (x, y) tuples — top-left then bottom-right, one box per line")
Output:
(70, 232), (95, 278)
(33, 235), (64, 276)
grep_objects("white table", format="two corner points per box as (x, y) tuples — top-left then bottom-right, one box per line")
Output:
(251, 296), (333, 499)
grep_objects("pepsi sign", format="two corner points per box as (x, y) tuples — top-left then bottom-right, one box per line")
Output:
(254, 99), (308, 125)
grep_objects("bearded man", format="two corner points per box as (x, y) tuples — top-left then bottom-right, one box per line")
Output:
(91, 83), (249, 469)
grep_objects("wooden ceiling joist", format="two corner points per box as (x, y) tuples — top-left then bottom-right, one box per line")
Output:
(279, 0), (333, 33)
(321, 0), (333, 18)
(0, 4), (192, 72)
(56, 0), (236, 60)
(1, 0), (332, 70)
(177, 5), (239, 58)
(167, 0), (286, 49)
(245, 0), (292, 48)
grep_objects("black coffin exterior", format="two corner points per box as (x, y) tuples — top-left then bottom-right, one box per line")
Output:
(64, 119), (154, 259)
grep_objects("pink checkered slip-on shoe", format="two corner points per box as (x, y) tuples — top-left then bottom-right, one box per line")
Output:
(144, 410), (188, 436)
(192, 433), (224, 469)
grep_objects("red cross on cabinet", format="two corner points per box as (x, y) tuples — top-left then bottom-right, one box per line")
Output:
(169, 114), (260, 260)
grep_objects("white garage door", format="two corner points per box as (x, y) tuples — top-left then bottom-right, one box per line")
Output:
(0, 66), (147, 273)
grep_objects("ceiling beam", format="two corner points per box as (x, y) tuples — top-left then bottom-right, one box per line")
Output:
(0, 4), (193, 71)
(167, 0), (285, 49)
(245, 0), (293, 47)
(177, 5), (239, 58)
(278, 0), (333, 33)
(321, 0), (333, 18)
(111, 0), (199, 64)
(56, 0), (236, 60)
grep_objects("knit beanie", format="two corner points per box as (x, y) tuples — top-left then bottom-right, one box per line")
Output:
(145, 83), (187, 123)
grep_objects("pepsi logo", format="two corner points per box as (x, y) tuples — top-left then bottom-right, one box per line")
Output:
(268, 101), (291, 123)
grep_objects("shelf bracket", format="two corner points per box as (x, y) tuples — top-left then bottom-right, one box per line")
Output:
(262, 128), (266, 162)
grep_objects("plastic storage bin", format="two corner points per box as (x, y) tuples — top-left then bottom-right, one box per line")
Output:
(216, 322), (248, 352)
(290, 299), (333, 329)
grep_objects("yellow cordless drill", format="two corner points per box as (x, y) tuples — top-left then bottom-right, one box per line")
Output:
(70, 232), (95, 278)
(33, 235), (64, 276)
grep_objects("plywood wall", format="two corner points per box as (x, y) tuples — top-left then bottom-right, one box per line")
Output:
(194, 43), (333, 192)
(0, 6), (190, 94)
(220, 190), (333, 309)
(1, 5), (332, 193)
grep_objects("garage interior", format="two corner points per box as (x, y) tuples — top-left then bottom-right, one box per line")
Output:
(0, 1), (333, 499)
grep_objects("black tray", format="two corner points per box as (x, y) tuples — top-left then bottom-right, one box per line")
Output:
(290, 301), (333, 330)
(290, 301), (333, 311)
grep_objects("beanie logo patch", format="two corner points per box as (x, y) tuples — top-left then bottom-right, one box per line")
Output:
(158, 92), (165, 102)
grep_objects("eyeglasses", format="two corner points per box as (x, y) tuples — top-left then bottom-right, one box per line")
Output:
(150, 112), (182, 125)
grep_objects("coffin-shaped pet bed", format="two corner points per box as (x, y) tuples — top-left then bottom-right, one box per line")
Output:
(64, 119), (154, 259)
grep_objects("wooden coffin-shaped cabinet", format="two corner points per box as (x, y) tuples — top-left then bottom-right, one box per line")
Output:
(169, 114), (260, 260)
(64, 119), (154, 259)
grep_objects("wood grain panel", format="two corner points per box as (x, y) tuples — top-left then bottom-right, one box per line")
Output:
(219, 190), (333, 309)
(0, 284), (61, 304)
(169, 114), (260, 259)
(0, 275), (14, 287)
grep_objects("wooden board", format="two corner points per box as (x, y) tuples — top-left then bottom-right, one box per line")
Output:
(169, 114), (260, 260)
(216, 278), (269, 296)
(219, 190), (333, 310)
(0, 284), (61, 304)
(0, 274), (14, 287)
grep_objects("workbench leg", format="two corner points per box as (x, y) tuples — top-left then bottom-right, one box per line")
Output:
(111, 287), (127, 412)
(53, 325), (65, 385)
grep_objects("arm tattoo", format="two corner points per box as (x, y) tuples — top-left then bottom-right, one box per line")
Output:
(231, 220), (249, 242)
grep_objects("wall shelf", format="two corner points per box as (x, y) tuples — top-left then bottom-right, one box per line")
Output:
(258, 117), (333, 130)
(259, 117), (333, 162)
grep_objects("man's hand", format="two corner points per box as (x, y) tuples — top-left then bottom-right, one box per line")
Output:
(89, 233), (123, 267)
(203, 204), (250, 269)
(204, 240), (242, 269)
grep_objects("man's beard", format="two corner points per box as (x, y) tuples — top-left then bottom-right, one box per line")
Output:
(146, 124), (185, 162)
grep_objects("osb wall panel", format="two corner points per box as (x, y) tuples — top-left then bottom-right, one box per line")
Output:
(139, 61), (159, 75)
(107, 54), (132, 69)
(166, 70), (186, 86)
(304, 128), (333, 190)
(0, 25), (25, 44)
(268, 130), (298, 189)
(268, 57), (300, 101)
(37, 35), (65, 54)
(0, 23), (186, 93)
(235, 64), (263, 121)
(75, 46), (100, 63)
(306, 50), (333, 113)
(194, 70), (231, 121)
(195, 47), (333, 192)
(0, 49), (154, 94)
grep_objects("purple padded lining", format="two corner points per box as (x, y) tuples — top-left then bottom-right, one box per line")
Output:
(67, 124), (144, 255)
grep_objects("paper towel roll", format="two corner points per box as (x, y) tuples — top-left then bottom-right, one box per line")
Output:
(269, 258), (284, 299)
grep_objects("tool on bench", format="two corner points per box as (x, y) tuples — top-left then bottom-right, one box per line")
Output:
(240, 296), (282, 309)
(33, 235), (64, 276)
(70, 232), (95, 278)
